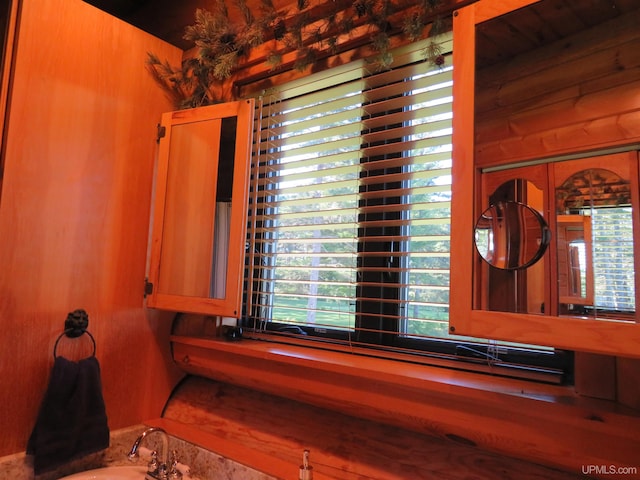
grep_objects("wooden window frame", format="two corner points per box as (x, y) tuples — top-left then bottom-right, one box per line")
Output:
(242, 34), (570, 380)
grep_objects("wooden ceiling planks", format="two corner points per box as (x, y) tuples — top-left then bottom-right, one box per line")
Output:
(476, 0), (640, 69)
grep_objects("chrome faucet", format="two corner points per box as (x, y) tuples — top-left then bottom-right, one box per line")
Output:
(127, 427), (176, 480)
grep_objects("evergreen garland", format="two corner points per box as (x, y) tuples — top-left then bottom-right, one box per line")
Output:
(147, 0), (446, 108)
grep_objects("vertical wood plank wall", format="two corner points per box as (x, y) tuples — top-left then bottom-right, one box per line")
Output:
(0, 0), (184, 456)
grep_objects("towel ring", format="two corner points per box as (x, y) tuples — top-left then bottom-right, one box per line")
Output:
(53, 309), (96, 359)
(53, 329), (96, 359)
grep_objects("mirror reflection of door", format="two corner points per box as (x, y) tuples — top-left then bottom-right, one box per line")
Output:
(554, 153), (639, 321)
(475, 172), (547, 315)
(157, 113), (238, 300)
(557, 215), (593, 306)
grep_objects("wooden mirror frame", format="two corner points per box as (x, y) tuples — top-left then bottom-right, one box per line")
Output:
(449, 0), (640, 358)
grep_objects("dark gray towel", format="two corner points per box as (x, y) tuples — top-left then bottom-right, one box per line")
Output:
(27, 355), (109, 474)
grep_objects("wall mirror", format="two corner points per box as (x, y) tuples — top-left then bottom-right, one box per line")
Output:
(473, 176), (548, 314)
(554, 158), (638, 321)
(157, 116), (237, 299)
(475, 201), (549, 270)
(451, 0), (640, 356)
(147, 100), (254, 318)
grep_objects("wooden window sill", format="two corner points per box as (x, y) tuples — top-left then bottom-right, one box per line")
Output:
(169, 335), (640, 476)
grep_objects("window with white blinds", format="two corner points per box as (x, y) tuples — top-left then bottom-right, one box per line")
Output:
(244, 35), (570, 382)
(591, 207), (635, 312)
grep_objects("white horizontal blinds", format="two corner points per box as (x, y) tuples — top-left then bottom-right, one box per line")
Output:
(249, 77), (363, 333)
(356, 59), (453, 346)
(246, 36), (454, 344)
(591, 207), (636, 313)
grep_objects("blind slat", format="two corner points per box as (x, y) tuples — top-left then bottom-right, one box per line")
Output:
(259, 71), (453, 135)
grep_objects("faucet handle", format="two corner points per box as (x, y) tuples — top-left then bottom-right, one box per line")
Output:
(147, 450), (159, 474)
(169, 450), (183, 480)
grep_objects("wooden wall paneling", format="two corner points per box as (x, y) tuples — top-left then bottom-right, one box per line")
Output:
(474, 7), (640, 167)
(0, 0), (183, 456)
(475, 77), (640, 166)
(476, 113), (640, 170)
(476, 48), (640, 145)
(617, 356), (640, 411)
(475, 7), (640, 113)
(574, 353), (617, 401)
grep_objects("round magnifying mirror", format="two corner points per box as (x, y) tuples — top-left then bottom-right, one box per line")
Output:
(474, 201), (550, 270)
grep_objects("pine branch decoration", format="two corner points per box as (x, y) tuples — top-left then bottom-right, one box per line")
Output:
(403, 11), (425, 41)
(148, 0), (447, 109)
